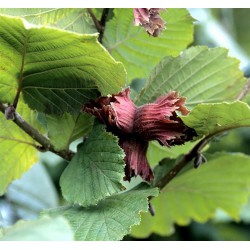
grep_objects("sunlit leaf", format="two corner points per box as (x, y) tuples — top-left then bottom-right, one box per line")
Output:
(0, 15), (126, 114)
(0, 102), (38, 194)
(0, 8), (96, 34)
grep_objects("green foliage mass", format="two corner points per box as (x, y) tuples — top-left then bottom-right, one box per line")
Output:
(0, 8), (250, 242)
(60, 122), (125, 207)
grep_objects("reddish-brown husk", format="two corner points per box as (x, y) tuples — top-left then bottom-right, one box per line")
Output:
(83, 88), (196, 182)
(133, 8), (166, 37)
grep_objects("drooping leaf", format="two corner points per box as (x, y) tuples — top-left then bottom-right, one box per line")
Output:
(46, 112), (94, 151)
(0, 15), (126, 114)
(0, 8), (96, 34)
(181, 101), (250, 136)
(103, 8), (194, 82)
(0, 102), (38, 195)
(213, 197), (250, 225)
(60, 122), (125, 207)
(0, 216), (73, 241)
(46, 183), (159, 241)
(6, 162), (58, 220)
(131, 153), (250, 237)
(135, 46), (246, 106)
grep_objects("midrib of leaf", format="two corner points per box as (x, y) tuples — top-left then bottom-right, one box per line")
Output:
(22, 8), (58, 18)
(107, 30), (143, 52)
(117, 40), (160, 60)
(85, 154), (119, 182)
(62, 12), (83, 30)
(0, 136), (36, 147)
(18, 30), (28, 89)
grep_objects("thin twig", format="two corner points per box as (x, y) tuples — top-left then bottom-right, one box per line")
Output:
(155, 136), (210, 190)
(0, 103), (74, 161)
(13, 87), (21, 109)
(87, 8), (109, 43)
(98, 8), (110, 43)
(237, 78), (250, 101)
(87, 8), (102, 33)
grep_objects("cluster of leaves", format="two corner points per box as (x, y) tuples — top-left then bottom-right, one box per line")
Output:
(0, 8), (250, 241)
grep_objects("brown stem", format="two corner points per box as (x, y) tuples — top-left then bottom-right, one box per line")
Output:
(98, 8), (110, 43)
(87, 9), (102, 33)
(0, 103), (74, 161)
(13, 87), (22, 109)
(87, 8), (109, 44)
(155, 136), (210, 190)
(237, 78), (250, 101)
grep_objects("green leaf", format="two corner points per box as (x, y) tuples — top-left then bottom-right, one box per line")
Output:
(181, 101), (250, 136)
(60, 122), (125, 207)
(46, 112), (94, 151)
(0, 15), (126, 114)
(103, 8), (194, 82)
(46, 183), (159, 241)
(0, 8), (96, 34)
(6, 162), (58, 219)
(0, 102), (38, 195)
(131, 153), (250, 237)
(135, 46), (246, 106)
(147, 141), (196, 167)
(0, 216), (73, 241)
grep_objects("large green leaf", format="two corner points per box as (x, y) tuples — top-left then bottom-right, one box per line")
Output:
(0, 15), (126, 114)
(103, 8), (194, 82)
(135, 46), (246, 106)
(131, 153), (250, 237)
(6, 162), (58, 220)
(60, 122), (125, 207)
(0, 8), (96, 34)
(46, 184), (158, 241)
(181, 101), (250, 136)
(0, 102), (38, 194)
(46, 112), (94, 151)
(0, 216), (73, 241)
